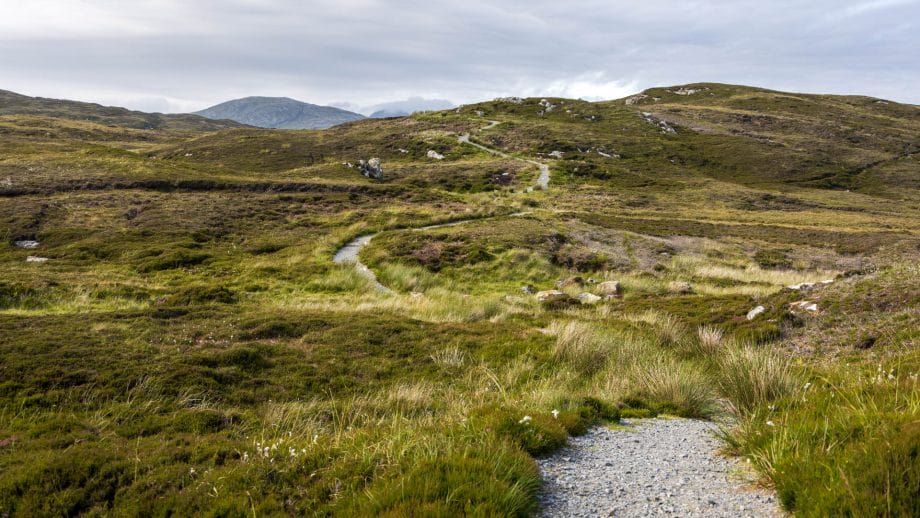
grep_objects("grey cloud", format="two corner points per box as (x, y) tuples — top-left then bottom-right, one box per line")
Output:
(0, 0), (917, 112)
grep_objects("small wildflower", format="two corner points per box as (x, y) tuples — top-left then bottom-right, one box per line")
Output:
(803, 382), (811, 390)
(518, 415), (532, 425)
(189, 467), (196, 475)
(766, 420), (775, 427)
(551, 409), (560, 419)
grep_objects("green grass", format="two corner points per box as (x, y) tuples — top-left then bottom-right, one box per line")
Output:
(0, 83), (918, 515)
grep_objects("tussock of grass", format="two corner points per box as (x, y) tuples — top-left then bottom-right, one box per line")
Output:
(628, 356), (719, 418)
(716, 345), (797, 413)
(548, 320), (609, 375)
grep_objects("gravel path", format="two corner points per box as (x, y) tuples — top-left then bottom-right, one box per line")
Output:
(537, 419), (783, 517)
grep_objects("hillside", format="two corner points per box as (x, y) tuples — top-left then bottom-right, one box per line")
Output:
(194, 96), (365, 129)
(0, 89), (243, 133)
(0, 83), (918, 516)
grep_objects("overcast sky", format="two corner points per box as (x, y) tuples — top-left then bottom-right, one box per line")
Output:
(1, 0), (918, 113)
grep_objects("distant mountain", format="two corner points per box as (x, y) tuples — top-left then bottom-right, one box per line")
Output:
(369, 109), (412, 118)
(194, 96), (364, 129)
(363, 97), (454, 118)
(0, 89), (243, 132)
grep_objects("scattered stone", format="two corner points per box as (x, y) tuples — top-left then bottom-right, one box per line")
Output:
(624, 93), (649, 106)
(26, 256), (49, 263)
(597, 280), (621, 296)
(409, 291), (424, 299)
(746, 306), (766, 320)
(357, 158), (384, 180)
(640, 112), (677, 134)
(667, 281), (693, 295)
(548, 150), (565, 159)
(521, 284), (536, 295)
(786, 282), (815, 291)
(14, 240), (39, 249)
(670, 87), (708, 96)
(789, 300), (819, 312)
(539, 99), (557, 113)
(535, 290), (568, 303)
(397, 148), (409, 154)
(577, 292), (602, 305)
(426, 150), (445, 160)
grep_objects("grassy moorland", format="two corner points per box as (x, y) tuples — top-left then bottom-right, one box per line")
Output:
(0, 83), (918, 516)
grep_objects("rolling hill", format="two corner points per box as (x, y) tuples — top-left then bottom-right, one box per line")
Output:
(0, 83), (918, 517)
(0, 89), (243, 132)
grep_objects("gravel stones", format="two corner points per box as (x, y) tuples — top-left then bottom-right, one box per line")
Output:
(537, 419), (782, 517)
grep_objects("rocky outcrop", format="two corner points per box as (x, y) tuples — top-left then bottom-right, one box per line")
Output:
(789, 300), (819, 312)
(536, 290), (569, 303)
(358, 158), (384, 180)
(556, 276), (585, 289)
(640, 112), (677, 134)
(597, 281), (621, 297)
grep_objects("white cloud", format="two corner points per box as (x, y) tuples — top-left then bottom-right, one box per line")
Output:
(528, 73), (641, 101)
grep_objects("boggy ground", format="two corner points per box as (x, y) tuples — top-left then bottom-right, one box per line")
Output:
(0, 83), (918, 516)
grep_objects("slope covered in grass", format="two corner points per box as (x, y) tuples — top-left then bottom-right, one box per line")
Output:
(0, 83), (918, 516)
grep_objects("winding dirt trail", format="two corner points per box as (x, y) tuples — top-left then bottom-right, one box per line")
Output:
(333, 119), (550, 290)
(457, 120), (550, 190)
(332, 234), (392, 293)
(331, 212), (532, 292)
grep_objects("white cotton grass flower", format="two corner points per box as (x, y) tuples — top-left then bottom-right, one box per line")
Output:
(551, 409), (560, 419)
(518, 415), (532, 425)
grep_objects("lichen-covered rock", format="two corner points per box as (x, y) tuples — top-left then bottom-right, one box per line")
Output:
(358, 158), (384, 180)
(597, 281), (621, 296)
(556, 276), (584, 289)
(789, 300), (819, 312)
(535, 290), (568, 303)
(746, 305), (766, 320)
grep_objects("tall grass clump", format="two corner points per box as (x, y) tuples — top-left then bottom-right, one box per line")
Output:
(628, 356), (718, 418)
(716, 345), (797, 413)
(548, 320), (608, 375)
(696, 325), (724, 354)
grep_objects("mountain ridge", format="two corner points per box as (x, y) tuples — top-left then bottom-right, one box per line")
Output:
(0, 88), (244, 132)
(193, 96), (365, 129)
